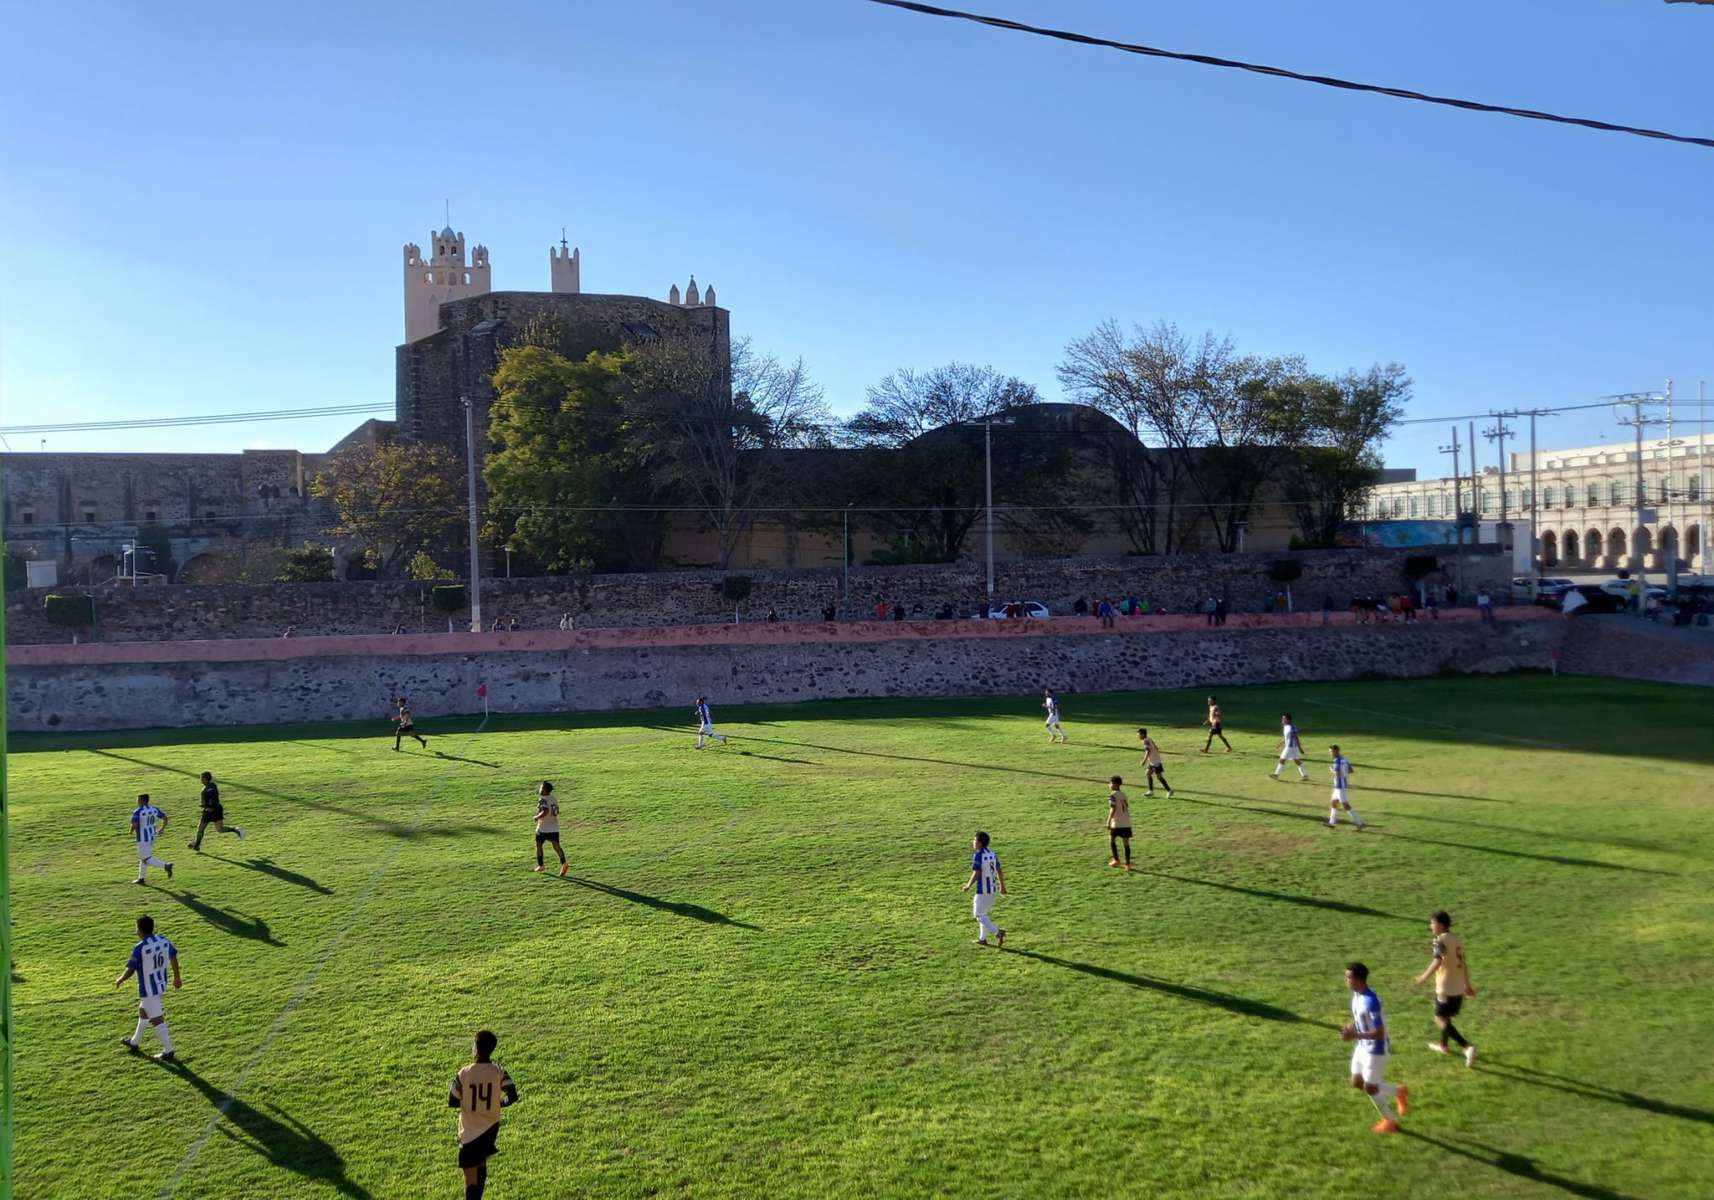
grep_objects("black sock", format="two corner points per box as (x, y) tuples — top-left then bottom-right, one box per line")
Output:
(1109, 835), (1119, 859)
(1444, 1022), (1469, 1048)
(1124, 842), (1131, 864)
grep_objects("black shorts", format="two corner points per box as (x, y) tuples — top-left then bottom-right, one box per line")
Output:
(1110, 826), (1133, 839)
(1434, 995), (1464, 1019)
(397, 723), (416, 735)
(200, 806), (224, 824)
(535, 831), (561, 847)
(1208, 723), (1224, 736)
(458, 1124), (500, 1167)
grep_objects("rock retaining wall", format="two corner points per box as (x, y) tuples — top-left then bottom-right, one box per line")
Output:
(6, 608), (1562, 733)
(3, 547), (1510, 645)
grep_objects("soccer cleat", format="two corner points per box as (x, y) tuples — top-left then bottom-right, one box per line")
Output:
(1427, 1042), (1448, 1055)
(121, 1039), (139, 1053)
(558, 863), (569, 877)
(1143, 790), (1155, 797)
(1324, 821), (1338, 829)
(165, 863), (174, 880)
(188, 842), (199, 851)
(1464, 1045), (1478, 1068)
(134, 877), (146, 885)
(973, 939), (988, 947)
(235, 828), (245, 841)
(1370, 1119), (1400, 1134)
(996, 929), (1006, 949)
(1394, 1085), (1410, 1116)
(1107, 857), (1120, 867)
(1166, 790), (1175, 798)
(1122, 863), (1132, 872)
(155, 1050), (175, 1063)
(533, 864), (544, 873)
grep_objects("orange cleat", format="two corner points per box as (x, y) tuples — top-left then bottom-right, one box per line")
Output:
(1107, 857), (1121, 867)
(1371, 1119), (1400, 1134)
(1393, 1086), (1410, 1116)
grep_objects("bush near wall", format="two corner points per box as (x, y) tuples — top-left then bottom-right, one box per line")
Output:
(43, 593), (96, 628)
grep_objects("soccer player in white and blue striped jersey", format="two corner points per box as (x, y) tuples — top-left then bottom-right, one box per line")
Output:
(1326, 746), (1364, 829)
(1341, 961), (1408, 1132)
(960, 831), (1007, 948)
(1270, 714), (1308, 781)
(116, 914), (182, 1061)
(130, 793), (174, 884)
(1043, 687), (1067, 742)
(694, 697), (727, 748)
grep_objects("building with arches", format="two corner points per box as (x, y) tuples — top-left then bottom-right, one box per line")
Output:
(1363, 434), (1711, 574)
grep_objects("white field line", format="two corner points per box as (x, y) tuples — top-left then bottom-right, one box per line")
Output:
(157, 716), (489, 1197)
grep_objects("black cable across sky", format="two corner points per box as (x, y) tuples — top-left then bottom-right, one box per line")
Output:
(865, 0), (1714, 151)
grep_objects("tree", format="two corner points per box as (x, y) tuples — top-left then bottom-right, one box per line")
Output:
(406, 550), (449, 580)
(483, 344), (635, 572)
(1278, 365), (1409, 546)
(1060, 321), (1314, 552)
(844, 364), (1084, 560)
(312, 442), (461, 578)
(134, 522), (175, 581)
(276, 542), (335, 583)
(625, 335), (832, 569)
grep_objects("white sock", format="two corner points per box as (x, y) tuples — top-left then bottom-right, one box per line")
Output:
(1271, 766), (1282, 777)
(1348, 807), (1364, 827)
(1328, 808), (1340, 824)
(132, 1019), (149, 1044)
(143, 854), (166, 869)
(1368, 1090), (1393, 1118)
(1297, 766), (1308, 779)
(155, 1021), (174, 1052)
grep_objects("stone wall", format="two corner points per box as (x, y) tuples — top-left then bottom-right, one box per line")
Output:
(1560, 615), (1714, 688)
(5, 609), (1562, 733)
(1, 547), (1510, 645)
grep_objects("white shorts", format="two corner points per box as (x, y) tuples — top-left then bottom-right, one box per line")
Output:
(1280, 749), (1302, 762)
(138, 843), (158, 861)
(137, 994), (165, 1019)
(1350, 1046), (1388, 1085)
(1331, 787), (1348, 804)
(699, 721), (714, 734)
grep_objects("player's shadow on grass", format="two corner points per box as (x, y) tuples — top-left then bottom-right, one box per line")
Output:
(1180, 794), (1675, 876)
(1400, 1130), (1641, 1200)
(204, 853), (333, 895)
(1133, 870), (1416, 925)
(401, 748), (501, 768)
(160, 1058), (373, 1199)
(730, 735), (1103, 785)
(1353, 784), (1515, 805)
(557, 875), (759, 930)
(165, 890), (285, 946)
(88, 750), (498, 842)
(1476, 1059), (1714, 1127)
(1007, 949), (1336, 1029)
(735, 750), (820, 765)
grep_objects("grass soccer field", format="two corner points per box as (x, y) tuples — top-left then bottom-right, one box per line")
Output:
(9, 673), (1714, 1199)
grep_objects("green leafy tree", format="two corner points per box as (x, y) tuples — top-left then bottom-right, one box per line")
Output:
(1277, 365), (1410, 546)
(406, 550), (449, 580)
(311, 442), (461, 578)
(484, 345), (635, 572)
(276, 542), (335, 583)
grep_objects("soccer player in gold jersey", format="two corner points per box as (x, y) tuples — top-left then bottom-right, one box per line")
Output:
(449, 1029), (518, 1200)
(533, 781), (567, 876)
(1414, 910), (1478, 1066)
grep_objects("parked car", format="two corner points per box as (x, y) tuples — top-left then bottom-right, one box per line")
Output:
(1513, 576), (1578, 604)
(1597, 579), (1668, 601)
(976, 601), (1050, 620)
(1567, 585), (1626, 614)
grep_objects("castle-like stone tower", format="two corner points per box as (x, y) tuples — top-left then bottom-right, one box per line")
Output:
(550, 233), (580, 294)
(403, 227), (491, 343)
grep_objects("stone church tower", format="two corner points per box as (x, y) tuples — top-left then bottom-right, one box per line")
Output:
(403, 227), (491, 342)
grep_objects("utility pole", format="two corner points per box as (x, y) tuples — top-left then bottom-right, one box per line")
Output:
(842, 503), (852, 619)
(1483, 413), (1516, 571)
(1437, 427), (1466, 594)
(462, 395), (483, 634)
(1528, 409), (1539, 575)
(1468, 419), (1478, 542)
(984, 417), (996, 601)
(1614, 392), (1665, 618)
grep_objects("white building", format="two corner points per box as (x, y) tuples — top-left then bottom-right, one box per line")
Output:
(1365, 433), (1710, 574)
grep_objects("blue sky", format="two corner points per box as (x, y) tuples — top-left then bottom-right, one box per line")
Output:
(2, 0), (1711, 475)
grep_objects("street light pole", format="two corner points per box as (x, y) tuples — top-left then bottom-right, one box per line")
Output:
(1438, 426), (1464, 594)
(462, 395), (483, 634)
(984, 416), (995, 601)
(842, 503), (852, 619)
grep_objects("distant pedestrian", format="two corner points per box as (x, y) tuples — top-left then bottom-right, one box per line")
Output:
(1126, 594), (1140, 616)
(822, 602), (836, 621)
(1073, 596), (1089, 616)
(766, 608), (780, 623)
(1098, 598), (1116, 628)
(1321, 594), (1334, 626)
(1445, 584), (1459, 608)
(1215, 597), (1229, 625)
(1476, 589), (1494, 622)
(507, 617), (519, 633)
(558, 611), (574, 631)
(1139, 596), (1153, 615)
(1204, 597), (1218, 626)
(281, 625), (296, 638)
(874, 598), (888, 620)
(1424, 593), (1438, 620)
(892, 601), (905, 621)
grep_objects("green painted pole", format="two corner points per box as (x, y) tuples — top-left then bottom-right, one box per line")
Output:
(1, 531), (13, 1200)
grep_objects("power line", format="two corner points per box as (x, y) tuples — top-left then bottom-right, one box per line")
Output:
(0, 403), (391, 436)
(864, 0), (1714, 151)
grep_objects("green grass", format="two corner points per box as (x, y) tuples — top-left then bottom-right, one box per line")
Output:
(9, 674), (1714, 1199)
